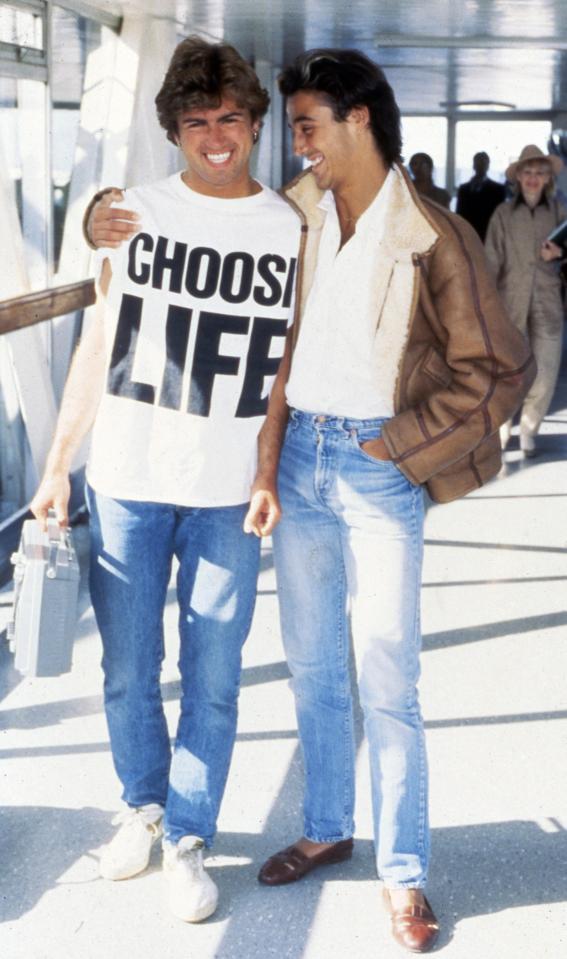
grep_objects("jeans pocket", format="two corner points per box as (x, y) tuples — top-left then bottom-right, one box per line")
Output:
(352, 429), (397, 469)
(286, 412), (301, 436)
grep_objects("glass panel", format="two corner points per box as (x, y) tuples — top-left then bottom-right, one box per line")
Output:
(0, 3), (43, 50)
(0, 75), (38, 520)
(455, 120), (552, 191)
(0, 342), (33, 519)
(0, 72), (47, 288)
(0, 6), (111, 526)
(401, 116), (448, 188)
(51, 7), (102, 271)
(0, 76), (20, 212)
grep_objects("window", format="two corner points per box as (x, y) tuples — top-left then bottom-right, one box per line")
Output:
(51, 7), (103, 270)
(0, 2), (115, 526)
(455, 120), (552, 189)
(402, 117), (448, 187)
(0, 2), (44, 53)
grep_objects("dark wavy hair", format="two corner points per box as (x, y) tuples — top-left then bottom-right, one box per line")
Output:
(278, 48), (402, 166)
(155, 36), (270, 144)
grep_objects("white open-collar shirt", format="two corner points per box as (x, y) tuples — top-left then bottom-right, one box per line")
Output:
(286, 168), (395, 418)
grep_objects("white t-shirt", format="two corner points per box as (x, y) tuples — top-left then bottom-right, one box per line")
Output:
(286, 169), (395, 418)
(87, 174), (300, 507)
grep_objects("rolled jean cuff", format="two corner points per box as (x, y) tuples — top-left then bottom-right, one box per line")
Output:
(304, 832), (353, 844)
(382, 880), (428, 890)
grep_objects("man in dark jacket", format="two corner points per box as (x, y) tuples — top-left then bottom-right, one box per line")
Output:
(456, 151), (506, 240)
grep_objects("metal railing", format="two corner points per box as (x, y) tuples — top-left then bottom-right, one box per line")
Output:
(0, 279), (96, 335)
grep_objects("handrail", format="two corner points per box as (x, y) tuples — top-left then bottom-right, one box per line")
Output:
(0, 279), (96, 335)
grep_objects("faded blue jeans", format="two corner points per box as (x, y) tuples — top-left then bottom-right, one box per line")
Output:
(273, 410), (428, 888)
(87, 486), (260, 846)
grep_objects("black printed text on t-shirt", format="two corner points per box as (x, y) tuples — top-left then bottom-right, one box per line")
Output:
(106, 232), (297, 418)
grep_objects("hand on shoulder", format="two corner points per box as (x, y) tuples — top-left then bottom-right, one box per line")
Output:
(86, 188), (140, 249)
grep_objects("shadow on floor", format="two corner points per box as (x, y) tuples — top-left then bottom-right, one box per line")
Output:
(206, 817), (567, 957)
(0, 805), (114, 923)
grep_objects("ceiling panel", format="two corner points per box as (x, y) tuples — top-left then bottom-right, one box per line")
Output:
(112, 0), (567, 113)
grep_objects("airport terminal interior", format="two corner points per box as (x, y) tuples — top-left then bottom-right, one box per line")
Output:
(1, 1), (567, 957)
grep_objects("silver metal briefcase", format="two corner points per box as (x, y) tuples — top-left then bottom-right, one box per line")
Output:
(7, 510), (80, 677)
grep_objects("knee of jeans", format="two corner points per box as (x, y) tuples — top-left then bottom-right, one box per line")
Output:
(103, 671), (163, 710)
(358, 666), (419, 716)
(179, 663), (241, 711)
(292, 671), (350, 711)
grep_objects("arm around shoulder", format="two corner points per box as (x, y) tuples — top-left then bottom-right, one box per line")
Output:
(83, 188), (139, 250)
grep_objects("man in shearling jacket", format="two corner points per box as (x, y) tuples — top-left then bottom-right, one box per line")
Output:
(252, 49), (534, 954)
(86, 47), (534, 954)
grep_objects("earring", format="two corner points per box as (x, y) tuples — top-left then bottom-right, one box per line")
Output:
(253, 130), (259, 143)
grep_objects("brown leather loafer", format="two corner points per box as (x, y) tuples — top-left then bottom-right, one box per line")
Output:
(382, 888), (440, 953)
(258, 838), (354, 885)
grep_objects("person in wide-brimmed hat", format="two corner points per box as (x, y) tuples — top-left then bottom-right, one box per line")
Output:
(485, 143), (566, 456)
(505, 143), (563, 184)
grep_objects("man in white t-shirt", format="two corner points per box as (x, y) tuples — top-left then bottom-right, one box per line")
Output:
(31, 36), (300, 924)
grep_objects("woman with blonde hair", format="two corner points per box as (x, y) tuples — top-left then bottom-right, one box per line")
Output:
(485, 144), (565, 456)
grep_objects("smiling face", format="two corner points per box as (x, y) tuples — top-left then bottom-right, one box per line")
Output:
(176, 96), (259, 198)
(286, 90), (363, 192)
(516, 161), (551, 207)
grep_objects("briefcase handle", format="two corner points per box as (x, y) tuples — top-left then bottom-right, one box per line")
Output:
(46, 509), (74, 579)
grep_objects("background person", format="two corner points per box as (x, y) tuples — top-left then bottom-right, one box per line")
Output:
(408, 152), (451, 208)
(456, 151), (506, 241)
(485, 144), (566, 456)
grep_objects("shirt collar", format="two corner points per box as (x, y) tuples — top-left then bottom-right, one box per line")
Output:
(513, 191), (551, 210)
(317, 168), (395, 230)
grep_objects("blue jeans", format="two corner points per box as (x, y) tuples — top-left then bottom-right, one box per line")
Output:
(87, 486), (260, 845)
(273, 410), (428, 888)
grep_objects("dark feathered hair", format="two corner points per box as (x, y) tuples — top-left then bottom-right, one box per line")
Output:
(278, 48), (402, 166)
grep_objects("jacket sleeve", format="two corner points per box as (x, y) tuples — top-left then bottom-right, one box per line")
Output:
(483, 203), (506, 283)
(382, 216), (535, 485)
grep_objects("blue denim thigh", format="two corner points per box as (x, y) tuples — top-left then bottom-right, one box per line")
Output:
(274, 411), (428, 886)
(165, 502), (260, 845)
(273, 414), (356, 843)
(342, 421), (428, 888)
(87, 487), (175, 808)
(88, 488), (260, 845)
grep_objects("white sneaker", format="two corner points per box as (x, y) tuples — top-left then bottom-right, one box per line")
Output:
(100, 803), (164, 880)
(163, 836), (219, 922)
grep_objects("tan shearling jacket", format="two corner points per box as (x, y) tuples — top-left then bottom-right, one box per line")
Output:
(281, 165), (536, 503)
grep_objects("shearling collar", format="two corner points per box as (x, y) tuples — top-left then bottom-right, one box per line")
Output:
(280, 162), (440, 260)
